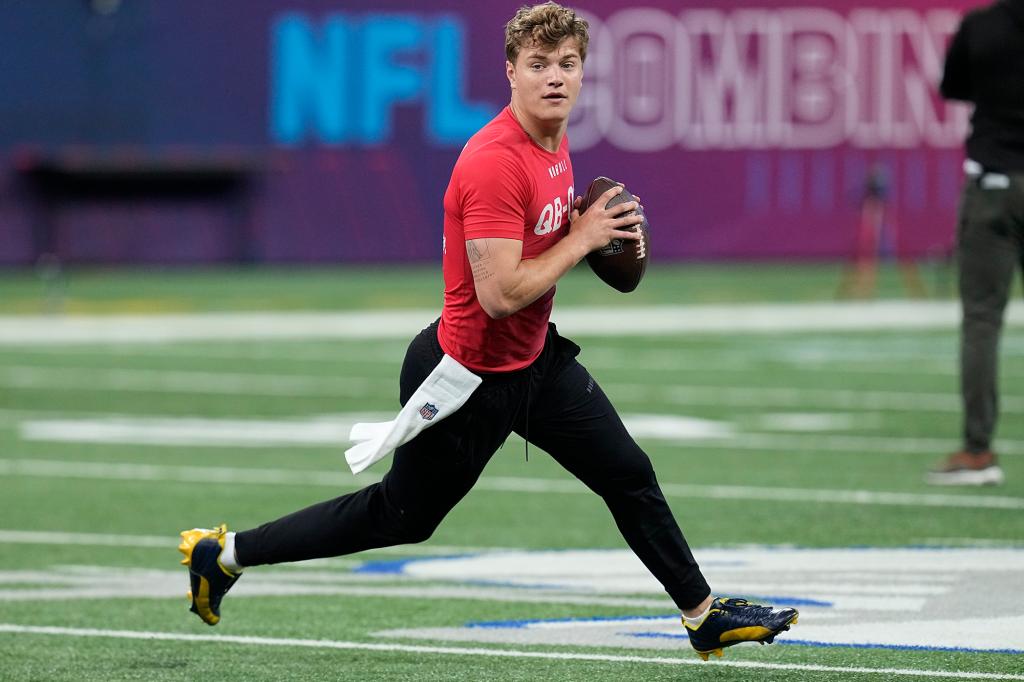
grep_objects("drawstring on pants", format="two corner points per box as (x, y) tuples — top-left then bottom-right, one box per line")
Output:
(523, 373), (531, 462)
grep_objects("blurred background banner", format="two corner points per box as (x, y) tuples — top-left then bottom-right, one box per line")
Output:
(0, 0), (976, 266)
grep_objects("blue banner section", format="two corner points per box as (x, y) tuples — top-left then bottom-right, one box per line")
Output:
(270, 13), (494, 146)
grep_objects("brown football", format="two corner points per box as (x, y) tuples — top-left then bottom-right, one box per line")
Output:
(578, 176), (649, 293)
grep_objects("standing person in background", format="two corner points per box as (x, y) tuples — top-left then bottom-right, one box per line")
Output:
(928, 0), (1024, 486)
(175, 1), (799, 660)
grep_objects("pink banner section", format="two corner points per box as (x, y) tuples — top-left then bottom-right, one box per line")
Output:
(570, 5), (968, 153)
(562, 2), (973, 260)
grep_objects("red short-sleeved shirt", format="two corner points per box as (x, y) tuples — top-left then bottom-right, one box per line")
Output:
(438, 107), (575, 372)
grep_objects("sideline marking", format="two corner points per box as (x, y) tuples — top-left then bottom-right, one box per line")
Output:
(2, 458), (1023, 510)
(607, 383), (1024, 415)
(912, 537), (1024, 548)
(17, 414), (730, 447)
(0, 300), (1022, 345)
(0, 624), (1021, 680)
(0, 343), (408, 363)
(0, 339), (1005, 378)
(0, 366), (377, 398)
(6, 365), (1024, 415)
(14, 412), (1024, 455)
(7, 336), (1024, 381)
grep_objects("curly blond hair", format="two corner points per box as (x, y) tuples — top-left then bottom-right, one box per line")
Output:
(504, 2), (589, 64)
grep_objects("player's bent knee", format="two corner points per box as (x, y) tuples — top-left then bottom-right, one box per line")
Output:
(387, 514), (441, 545)
(401, 523), (436, 544)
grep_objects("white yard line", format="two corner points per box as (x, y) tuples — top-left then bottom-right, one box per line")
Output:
(480, 474), (1024, 510)
(0, 530), (173, 548)
(911, 537), (1024, 548)
(0, 624), (1020, 680)
(608, 382), (1024, 414)
(0, 343), (407, 364)
(0, 311), (435, 345)
(712, 432), (1024, 456)
(0, 366), (380, 398)
(0, 342), (929, 376)
(5, 335), (1015, 379)
(1, 301), (1022, 345)
(588, 353), (962, 377)
(2, 458), (1021, 510)
(16, 413), (730, 447)
(18, 411), (1024, 455)
(0, 458), (373, 486)
(4, 364), (1024, 415)
(8, 343), (1024, 381)
(17, 415), (394, 448)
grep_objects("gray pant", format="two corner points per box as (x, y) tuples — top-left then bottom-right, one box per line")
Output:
(958, 173), (1024, 452)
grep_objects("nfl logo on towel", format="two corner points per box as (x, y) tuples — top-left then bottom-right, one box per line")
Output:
(418, 402), (439, 420)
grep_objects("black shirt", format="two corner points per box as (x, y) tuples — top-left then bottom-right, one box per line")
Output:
(941, 0), (1024, 173)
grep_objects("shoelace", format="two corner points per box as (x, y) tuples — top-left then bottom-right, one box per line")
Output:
(716, 599), (777, 625)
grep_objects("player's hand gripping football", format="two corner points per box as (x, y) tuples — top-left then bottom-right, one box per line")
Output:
(569, 185), (644, 253)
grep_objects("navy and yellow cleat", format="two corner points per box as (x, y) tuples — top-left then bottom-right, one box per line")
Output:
(178, 524), (240, 626)
(684, 597), (799, 661)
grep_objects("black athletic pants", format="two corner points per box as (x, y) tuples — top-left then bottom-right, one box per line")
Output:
(235, 320), (711, 610)
(958, 174), (1024, 452)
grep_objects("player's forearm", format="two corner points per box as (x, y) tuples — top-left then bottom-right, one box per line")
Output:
(483, 233), (589, 318)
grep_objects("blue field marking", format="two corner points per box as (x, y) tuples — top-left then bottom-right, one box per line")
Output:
(455, 609), (1024, 656)
(460, 579), (572, 590)
(353, 558), (415, 574)
(353, 554), (474, 574)
(779, 639), (1024, 656)
(353, 544), (1020, 578)
(353, 548), (753, 576)
(353, 546), (1022, 658)
(353, 551), (744, 590)
(629, 631), (689, 640)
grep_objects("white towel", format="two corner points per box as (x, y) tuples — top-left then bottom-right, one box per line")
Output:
(344, 354), (482, 475)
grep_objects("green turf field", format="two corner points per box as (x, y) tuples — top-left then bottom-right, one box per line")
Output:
(0, 264), (1021, 681)
(0, 260), (968, 313)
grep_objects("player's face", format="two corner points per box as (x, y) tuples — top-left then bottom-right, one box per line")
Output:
(506, 38), (583, 124)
